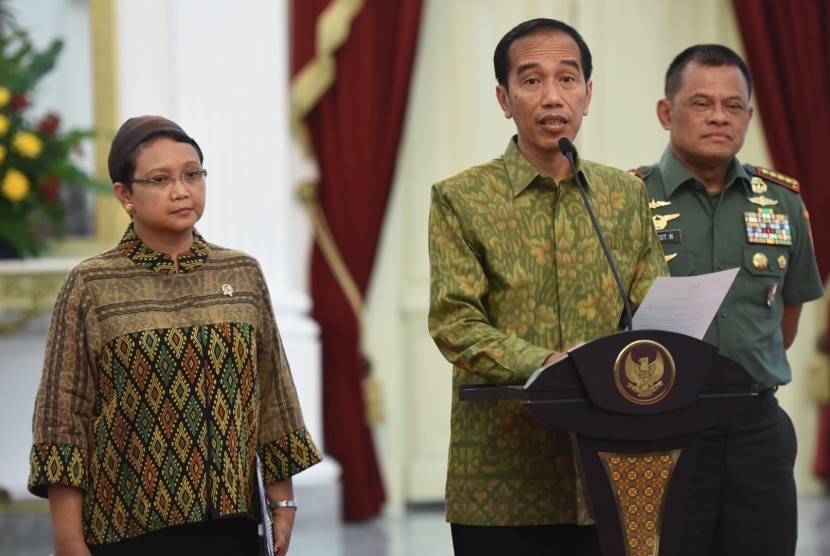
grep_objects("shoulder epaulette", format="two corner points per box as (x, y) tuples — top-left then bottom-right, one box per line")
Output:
(628, 166), (653, 180)
(746, 164), (800, 193)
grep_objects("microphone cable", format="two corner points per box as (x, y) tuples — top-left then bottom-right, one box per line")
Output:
(558, 136), (633, 331)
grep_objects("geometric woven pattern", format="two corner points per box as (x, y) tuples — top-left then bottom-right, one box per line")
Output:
(598, 451), (681, 556)
(30, 322), (320, 544)
(118, 225), (211, 274)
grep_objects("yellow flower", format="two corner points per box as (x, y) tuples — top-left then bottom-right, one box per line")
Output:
(0, 114), (8, 136)
(1, 168), (31, 202)
(13, 131), (44, 158)
(0, 145), (5, 165)
(0, 87), (9, 107)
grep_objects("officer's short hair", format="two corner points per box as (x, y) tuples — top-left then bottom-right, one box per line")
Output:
(665, 44), (753, 99)
(493, 18), (592, 89)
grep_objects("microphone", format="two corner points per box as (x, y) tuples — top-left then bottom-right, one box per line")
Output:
(558, 137), (633, 331)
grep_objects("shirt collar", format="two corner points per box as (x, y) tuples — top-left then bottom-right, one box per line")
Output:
(657, 145), (750, 197)
(504, 135), (584, 196)
(118, 223), (210, 274)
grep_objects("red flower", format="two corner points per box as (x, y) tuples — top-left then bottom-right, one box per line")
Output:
(9, 92), (29, 110)
(38, 113), (60, 135)
(39, 176), (62, 203)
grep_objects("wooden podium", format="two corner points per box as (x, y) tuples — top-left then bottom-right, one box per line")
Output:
(459, 329), (755, 556)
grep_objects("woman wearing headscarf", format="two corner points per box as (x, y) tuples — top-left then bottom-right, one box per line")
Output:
(28, 116), (321, 556)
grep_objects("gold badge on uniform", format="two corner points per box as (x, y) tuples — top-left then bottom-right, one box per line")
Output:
(649, 199), (672, 209)
(748, 195), (779, 207)
(748, 177), (778, 206)
(222, 284), (234, 296)
(665, 253), (678, 262)
(778, 255), (787, 269)
(653, 213), (680, 231)
(751, 177), (767, 194)
(752, 252), (768, 270)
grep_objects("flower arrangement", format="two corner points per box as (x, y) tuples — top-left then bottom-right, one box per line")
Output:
(0, 10), (106, 257)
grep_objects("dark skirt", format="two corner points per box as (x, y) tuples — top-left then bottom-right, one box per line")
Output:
(88, 517), (259, 556)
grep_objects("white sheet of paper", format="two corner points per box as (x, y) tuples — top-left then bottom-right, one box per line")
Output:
(631, 268), (740, 340)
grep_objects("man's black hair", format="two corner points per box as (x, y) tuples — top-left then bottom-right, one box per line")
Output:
(493, 18), (592, 88)
(665, 44), (753, 99)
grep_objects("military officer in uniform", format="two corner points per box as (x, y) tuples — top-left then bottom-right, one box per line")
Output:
(632, 44), (824, 555)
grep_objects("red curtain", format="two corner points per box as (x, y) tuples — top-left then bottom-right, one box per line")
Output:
(291, 0), (424, 520)
(731, 0), (830, 278)
(731, 0), (830, 487)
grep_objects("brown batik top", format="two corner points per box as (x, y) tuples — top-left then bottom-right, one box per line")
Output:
(28, 224), (321, 545)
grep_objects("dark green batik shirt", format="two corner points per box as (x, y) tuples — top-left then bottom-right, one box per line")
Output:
(428, 137), (668, 526)
(638, 146), (823, 391)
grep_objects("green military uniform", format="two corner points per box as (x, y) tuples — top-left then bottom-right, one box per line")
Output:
(634, 147), (823, 389)
(634, 146), (823, 555)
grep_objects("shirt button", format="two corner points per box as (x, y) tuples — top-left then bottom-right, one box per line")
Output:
(721, 309), (729, 317)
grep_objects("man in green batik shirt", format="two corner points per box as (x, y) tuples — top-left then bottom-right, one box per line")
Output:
(427, 18), (668, 556)
(632, 45), (823, 556)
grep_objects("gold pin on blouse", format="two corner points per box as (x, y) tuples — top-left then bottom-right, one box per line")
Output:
(222, 284), (234, 297)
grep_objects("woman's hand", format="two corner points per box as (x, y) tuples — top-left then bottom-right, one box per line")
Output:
(272, 507), (296, 555)
(265, 477), (296, 554)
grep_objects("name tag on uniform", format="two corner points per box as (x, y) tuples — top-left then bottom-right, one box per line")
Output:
(658, 229), (682, 244)
(744, 208), (792, 246)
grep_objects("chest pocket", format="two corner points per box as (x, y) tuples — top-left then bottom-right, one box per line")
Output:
(663, 248), (695, 277)
(741, 245), (788, 317)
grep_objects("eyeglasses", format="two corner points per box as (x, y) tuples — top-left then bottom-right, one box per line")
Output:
(130, 169), (207, 189)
